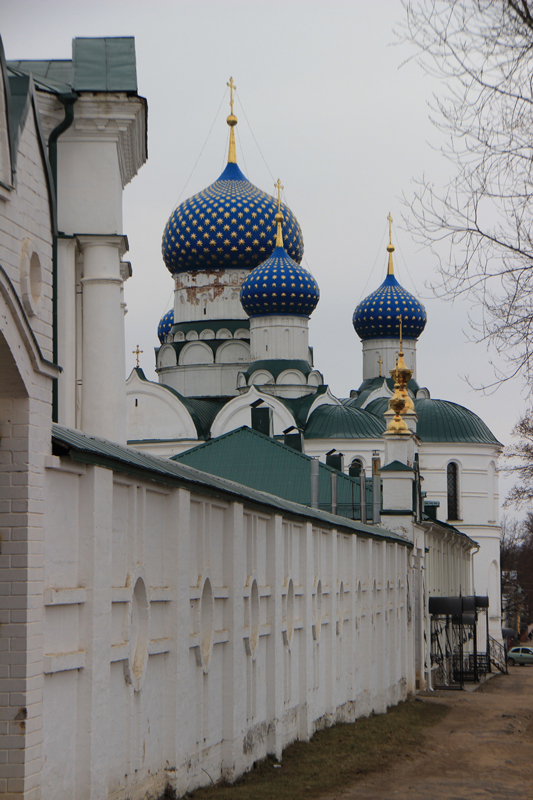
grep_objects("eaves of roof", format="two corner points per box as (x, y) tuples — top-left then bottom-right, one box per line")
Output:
(51, 423), (410, 547)
(7, 60), (73, 94)
(421, 514), (478, 547)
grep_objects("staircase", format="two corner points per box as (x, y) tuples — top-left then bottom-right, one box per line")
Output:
(488, 635), (508, 674)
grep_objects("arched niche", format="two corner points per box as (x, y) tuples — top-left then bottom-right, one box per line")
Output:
(158, 344), (177, 368)
(308, 371), (323, 387)
(249, 370), (275, 386)
(277, 369), (306, 386)
(215, 340), (250, 364)
(179, 341), (214, 366)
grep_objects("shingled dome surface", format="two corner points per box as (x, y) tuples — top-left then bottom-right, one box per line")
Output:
(162, 163), (304, 275)
(363, 397), (501, 445)
(305, 404), (386, 439)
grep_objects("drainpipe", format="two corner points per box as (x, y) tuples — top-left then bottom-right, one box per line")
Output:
(310, 458), (319, 510)
(48, 92), (77, 422)
(360, 467), (367, 523)
(372, 451), (381, 524)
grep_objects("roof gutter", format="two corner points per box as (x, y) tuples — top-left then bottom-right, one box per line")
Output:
(48, 92), (77, 422)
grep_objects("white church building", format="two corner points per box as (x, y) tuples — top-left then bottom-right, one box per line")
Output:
(0, 35), (501, 800)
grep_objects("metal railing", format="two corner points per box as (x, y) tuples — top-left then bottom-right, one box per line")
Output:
(488, 635), (508, 674)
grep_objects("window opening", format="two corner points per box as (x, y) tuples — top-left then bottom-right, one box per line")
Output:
(447, 462), (459, 520)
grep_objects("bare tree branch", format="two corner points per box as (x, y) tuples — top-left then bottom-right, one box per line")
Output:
(398, 1), (533, 387)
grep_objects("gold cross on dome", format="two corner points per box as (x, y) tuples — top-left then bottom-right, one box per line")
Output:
(227, 77), (236, 115)
(387, 212), (393, 245)
(275, 179), (283, 213)
(133, 344), (143, 367)
(377, 354), (383, 377)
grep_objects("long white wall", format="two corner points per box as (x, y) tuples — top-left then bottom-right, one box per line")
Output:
(40, 458), (413, 800)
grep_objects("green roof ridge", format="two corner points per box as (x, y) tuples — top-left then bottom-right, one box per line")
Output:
(380, 460), (413, 472)
(172, 425), (372, 521)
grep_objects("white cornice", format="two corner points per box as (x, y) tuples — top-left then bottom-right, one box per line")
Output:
(69, 94), (147, 187)
(37, 92), (147, 188)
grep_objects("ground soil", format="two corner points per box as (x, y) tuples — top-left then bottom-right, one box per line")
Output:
(320, 666), (533, 800)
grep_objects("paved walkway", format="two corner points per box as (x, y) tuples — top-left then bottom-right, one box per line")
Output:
(321, 667), (533, 800)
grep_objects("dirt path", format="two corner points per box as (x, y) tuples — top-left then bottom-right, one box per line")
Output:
(322, 667), (533, 800)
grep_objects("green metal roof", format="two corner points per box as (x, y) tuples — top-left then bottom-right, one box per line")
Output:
(275, 385), (329, 427)
(304, 403), (386, 439)
(381, 460), (413, 472)
(7, 37), (138, 95)
(415, 398), (501, 445)
(7, 60), (73, 93)
(172, 425), (372, 521)
(345, 377), (420, 409)
(51, 423), (408, 545)
(72, 38), (137, 92)
(364, 397), (501, 445)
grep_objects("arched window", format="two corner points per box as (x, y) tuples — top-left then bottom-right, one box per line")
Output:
(349, 458), (363, 477)
(447, 462), (459, 520)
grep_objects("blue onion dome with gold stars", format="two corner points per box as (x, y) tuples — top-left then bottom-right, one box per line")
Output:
(240, 183), (319, 318)
(157, 309), (174, 343)
(353, 226), (426, 341)
(161, 79), (304, 275)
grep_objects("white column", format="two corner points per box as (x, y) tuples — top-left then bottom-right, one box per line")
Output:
(221, 502), (246, 778)
(78, 235), (128, 443)
(298, 522), (314, 740)
(171, 488), (192, 796)
(77, 465), (112, 800)
(266, 514), (284, 760)
(57, 237), (78, 428)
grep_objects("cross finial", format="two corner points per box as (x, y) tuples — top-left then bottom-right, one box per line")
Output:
(133, 344), (143, 368)
(377, 354), (383, 377)
(227, 77), (236, 115)
(386, 212), (395, 275)
(274, 179), (284, 247)
(275, 179), (283, 214)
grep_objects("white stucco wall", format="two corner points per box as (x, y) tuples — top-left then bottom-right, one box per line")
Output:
(39, 457), (413, 800)
(0, 77), (57, 796)
(249, 315), (310, 362)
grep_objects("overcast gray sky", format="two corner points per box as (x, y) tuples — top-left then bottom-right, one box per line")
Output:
(2, 0), (527, 507)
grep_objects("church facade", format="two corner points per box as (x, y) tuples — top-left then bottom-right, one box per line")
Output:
(0, 37), (498, 800)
